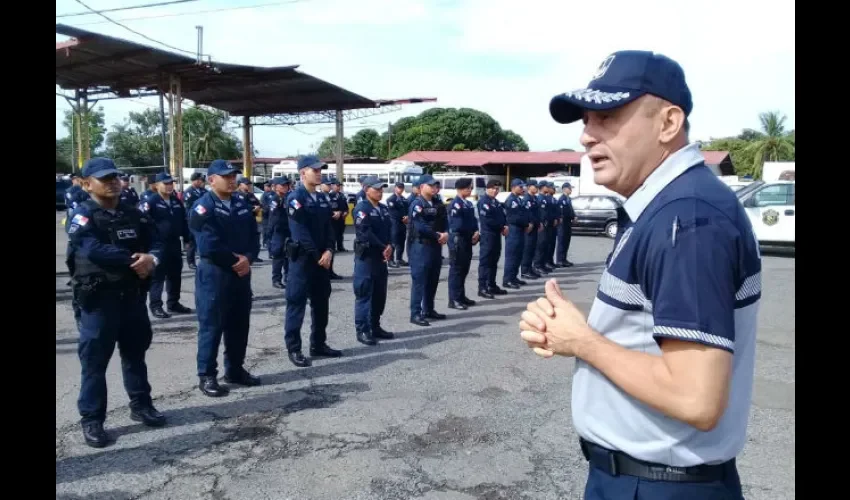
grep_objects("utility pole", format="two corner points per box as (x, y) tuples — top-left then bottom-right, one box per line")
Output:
(387, 121), (392, 159)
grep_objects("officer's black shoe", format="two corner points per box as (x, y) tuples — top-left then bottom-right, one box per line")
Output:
(130, 405), (167, 427)
(254, 257), (264, 263)
(272, 281), (284, 289)
(288, 351), (312, 367)
(460, 297), (477, 306)
(410, 315), (430, 327)
(564, 260), (574, 267)
(311, 344), (343, 358)
(514, 279), (528, 286)
(448, 300), (468, 310)
(198, 376), (230, 397)
(337, 247), (348, 252)
(398, 260), (409, 266)
(478, 290), (494, 299)
(521, 273), (538, 280)
(388, 261), (399, 268)
(533, 267), (550, 275)
(502, 282), (520, 290)
(425, 311), (447, 320)
(357, 331), (378, 346)
(81, 421), (110, 448)
(224, 369), (261, 387)
(329, 272), (344, 280)
(373, 326), (394, 339)
(543, 264), (556, 272)
(489, 286), (508, 295)
(188, 263), (197, 270)
(150, 307), (171, 319)
(168, 303), (193, 314)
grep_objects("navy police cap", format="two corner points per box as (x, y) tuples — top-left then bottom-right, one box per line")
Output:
(82, 157), (121, 179)
(550, 50), (693, 125)
(155, 172), (174, 183)
(297, 155), (327, 170)
(361, 175), (388, 190)
(207, 159), (241, 176)
(510, 178), (525, 188)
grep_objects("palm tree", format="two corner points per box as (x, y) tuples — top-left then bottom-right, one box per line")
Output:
(745, 111), (795, 178)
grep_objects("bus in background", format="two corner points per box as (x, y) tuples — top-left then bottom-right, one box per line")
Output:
(432, 172), (506, 204)
(271, 160), (423, 202)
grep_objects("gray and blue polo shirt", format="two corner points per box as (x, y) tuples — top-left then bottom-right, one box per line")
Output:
(572, 143), (762, 467)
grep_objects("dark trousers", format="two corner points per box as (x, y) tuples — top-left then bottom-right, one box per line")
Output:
(353, 257), (388, 333)
(477, 231), (502, 291)
(448, 233), (473, 302)
(334, 219), (346, 250)
(522, 227), (539, 274)
(77, 291), (153, 423)
(557, 223), (573, 263)
(195, 260), (252, 377)
(503, 226), (525, 284)
(409, 241), (442, 318)
(546, 224), (557, 265)
(149, 247), (183, 310)
(272, 257), (289, 284)
(391, 220), (407, 261)
(185, 232), (197, 265)
(261, 217), (271, 248)
(284, 258), (331, 352)
(534, 224), (550, 268)
(584, 458), (744, 500)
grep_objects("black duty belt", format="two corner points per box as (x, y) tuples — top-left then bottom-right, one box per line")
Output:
(579, 438), (732, 483)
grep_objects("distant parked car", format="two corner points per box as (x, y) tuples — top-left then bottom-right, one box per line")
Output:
(570, 195), (622, 238)
(56, 177), (72, 210)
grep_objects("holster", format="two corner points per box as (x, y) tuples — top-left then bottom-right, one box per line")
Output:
(353, 240), (370, 259)
(285, 239), (301, 261)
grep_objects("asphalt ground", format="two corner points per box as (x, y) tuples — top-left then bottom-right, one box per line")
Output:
(55, 212), (795, 500)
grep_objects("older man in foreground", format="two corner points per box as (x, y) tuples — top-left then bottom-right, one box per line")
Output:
(519, 50), (761, 500)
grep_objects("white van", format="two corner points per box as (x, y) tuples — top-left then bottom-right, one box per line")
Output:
(431, 172), (506, 203)
(736, 180), (795, 246)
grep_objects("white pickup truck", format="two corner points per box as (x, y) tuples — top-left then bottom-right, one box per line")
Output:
(736, 179), (795, 247)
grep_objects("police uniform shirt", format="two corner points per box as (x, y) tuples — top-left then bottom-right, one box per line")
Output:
(355, 189), (366, 204)
(67, 201), (163, 269)
(353, 200), (391, 250)
(260, 190), (275, 214)
(269, 192), (291, 238)
(286, 186), (335, 259)
(504, 193), (530, 228)
(448, 196), (478, 234)
(183, 186), (206, 213)
(139, 193), (188, 246)
(409, 197), (440, 240)
(558, 193), (575, 220)
(536, 193), (550, 225)
(476, 195), (506, 233)
(523, 191), (539, 227)
(189, 191), (260, 267)
(120, 187), (139, 207)
(571, 143), (762, 467)
(386, 193), (409, 222)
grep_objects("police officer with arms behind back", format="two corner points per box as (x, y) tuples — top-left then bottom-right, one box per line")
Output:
(284, 155), (343, 367)
(141, 172), (193, 319)
(182, 172), (206, 270)
(352, 175), (395, 345)
(385, 182), (409, 267)
(502, 178), (531, 289)
(408, 174), (448, 326)
(190, 159), (261, 398)
(446, 177), (479, 310)
(268, 176), (292, 289)
(476, 179), (508, 298)
(119, 175), (139, 207)
(328, 179), (350, 252)
(66, 157), (166, 448)
(556, 181), (576, 267)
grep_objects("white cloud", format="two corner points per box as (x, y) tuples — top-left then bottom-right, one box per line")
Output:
(56, 0), (795, 159)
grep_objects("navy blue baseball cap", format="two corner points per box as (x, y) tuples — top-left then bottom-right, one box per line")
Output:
(361, 175), (388, 189)
(297, 155), (327, 170)
(549, 50), (693, 125)
(207, 159), (240, 176)
(271, 177), (291, 186)
(155, 172), (174, 183)
(562, 182), (573, 189)
(510, 178), (526, 188)
(238, 177), (252, 185)
(526, 179), (538, 187)
(82, 157), (121, 179)
(418, 174), (440, 186)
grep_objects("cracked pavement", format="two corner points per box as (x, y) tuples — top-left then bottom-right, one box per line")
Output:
(55, 212), (795, 499)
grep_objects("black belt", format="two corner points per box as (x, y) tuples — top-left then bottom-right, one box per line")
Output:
(579, 438), (732, 483)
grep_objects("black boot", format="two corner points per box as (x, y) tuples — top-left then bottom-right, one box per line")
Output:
(81, 421), (110, 448)
(357, 331), (378, 346)
(372, 325), (394, 339)
(130, 405), (167, 427)
(198, 376), (229, 397)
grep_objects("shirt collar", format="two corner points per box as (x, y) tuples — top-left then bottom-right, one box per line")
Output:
(621, 142), (705, 222)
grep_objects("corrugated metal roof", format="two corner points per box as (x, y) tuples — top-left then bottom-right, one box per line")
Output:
(56, 24), (376, 116)
(395, 150), (731, 168)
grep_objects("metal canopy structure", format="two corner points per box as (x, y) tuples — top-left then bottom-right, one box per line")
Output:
(56, 23), (436, 181)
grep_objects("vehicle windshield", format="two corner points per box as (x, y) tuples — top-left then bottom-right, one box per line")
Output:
(735, 180), (764, 199)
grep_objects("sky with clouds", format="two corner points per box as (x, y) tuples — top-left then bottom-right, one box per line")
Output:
(56, 0), (795, 159)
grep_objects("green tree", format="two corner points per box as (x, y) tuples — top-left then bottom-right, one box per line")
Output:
(742, 111), (795, 178)
(349, 128), (382, 158)
(317, 136), (353, 159)
(104, 109), (166, 170)
(62, 106), (107, 154)
(182, 106), (243, 164)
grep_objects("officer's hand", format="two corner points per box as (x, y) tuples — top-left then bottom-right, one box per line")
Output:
(526, 223), (533, 233)
(538, 224), (544, 232)
(472, 231), (480, 245)
(130, 253), (155, 279)
(232, 254), (251, 277)
(318, 250), (333, 269)
(383, 245), (393, 262)
(437, 232), (448, 245)
(402, 216), (409, 224)
(501, 226), (509, 237)
(554, 220), (559, 227)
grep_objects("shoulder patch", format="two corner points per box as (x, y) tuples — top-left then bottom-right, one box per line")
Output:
(71, 214), (89, 226)
(290, 199), (302, 209)
(194, 204), (207, 215)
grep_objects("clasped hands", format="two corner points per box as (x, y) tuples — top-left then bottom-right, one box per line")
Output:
(519, 279), (597, 358)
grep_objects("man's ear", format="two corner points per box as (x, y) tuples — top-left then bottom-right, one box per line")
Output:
(659, 105), (686, 144)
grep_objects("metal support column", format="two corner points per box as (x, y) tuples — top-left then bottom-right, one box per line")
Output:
(335, 110), (344, 181)
(168, 75), (184, 184)
(242, 116), (253, 179)
(158, 91), (169, 169)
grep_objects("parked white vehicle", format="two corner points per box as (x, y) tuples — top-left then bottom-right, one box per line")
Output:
(272, 160), (422, 203)
(736, 180), (795, 246)
(431, 172), (506, 203)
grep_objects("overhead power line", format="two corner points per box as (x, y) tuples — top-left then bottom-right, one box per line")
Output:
(57, 0), (199, 18)
(73, 0), (310, 26)
(70, 0), (202, 57)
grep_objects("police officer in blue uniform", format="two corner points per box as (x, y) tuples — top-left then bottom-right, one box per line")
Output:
(329, 179), (350, 252)
(236, 177), (264, 263)
(476, 180), (508, 298)
(189, 160), (261, 397)
(405, 182), (420, 260)
(408, 174), (448, 326)
(66, 157), (166, 448)
(140, 172), (193, 319)
(260, 181), (275, 250)
(351, 176), (395, 345)
(544, 182), (562, 268)
(355, 176), (368, 204)
(555, 181), (576, 267)
(520, 180), (542, 280)
(502, 178), (531, 289)
(284, 155), (343, 367)
(446, 178), (479, 310)
(182, 172), (206, 270)
(385, 182), (409, 267)
(533, 181), (554, 275)
(65, 173), (91, 225)
(119, 176), (140, 207)
(268, 177), (292, 289)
